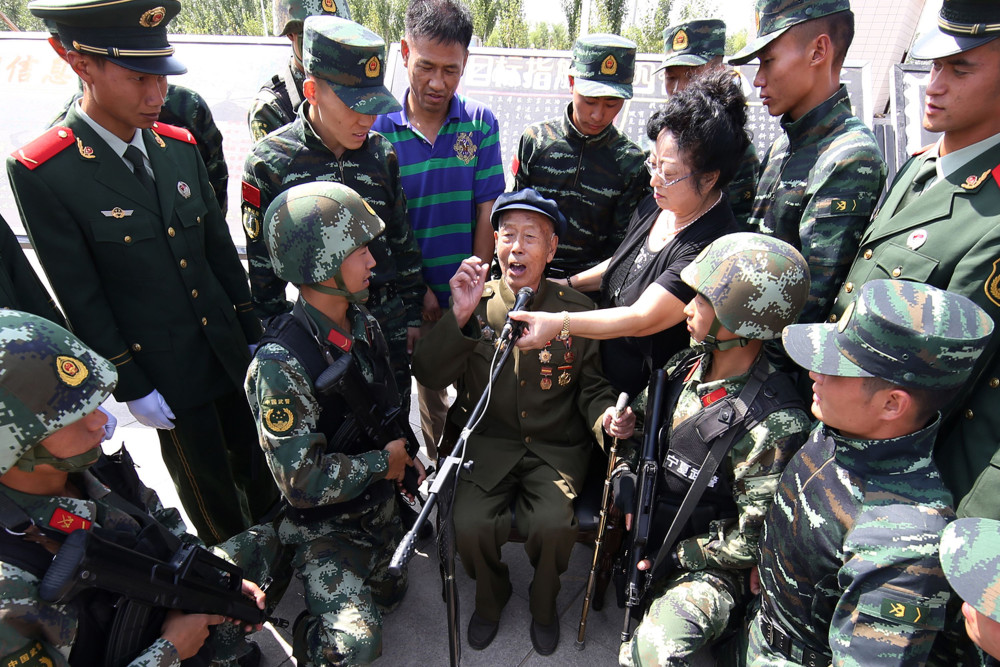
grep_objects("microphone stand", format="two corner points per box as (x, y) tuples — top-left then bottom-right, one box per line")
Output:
(389, 325), (523, 667)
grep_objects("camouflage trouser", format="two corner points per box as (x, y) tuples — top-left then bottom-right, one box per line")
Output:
(620, 567), (746, 667)
(366, 291), (412, 412)
(292, 498), (407, 666)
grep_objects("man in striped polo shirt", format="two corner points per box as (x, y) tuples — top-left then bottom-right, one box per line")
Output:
(373, 0), (505, 461)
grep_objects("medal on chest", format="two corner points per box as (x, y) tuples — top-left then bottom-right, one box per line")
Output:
(540, 366), (553, 390)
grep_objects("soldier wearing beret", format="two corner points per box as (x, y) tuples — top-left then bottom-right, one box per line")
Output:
(658, 19), (759, 227)
(248, 0), (352, 144)
(7, 0), (278, 545)
(512, 34), (647, 288)
(242, 16), (424, 410)
(412, 189), (634, 655)
(246, 182), (420, 666)
(941, 518), (1000, 663)
(827, 0), (1000, 525)
(747, 279), (994, 666)
(0, 310), (279, 667)
(730, 0), (886, 325)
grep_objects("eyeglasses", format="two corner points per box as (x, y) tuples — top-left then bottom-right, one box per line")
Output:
(644, 157), (692, 188)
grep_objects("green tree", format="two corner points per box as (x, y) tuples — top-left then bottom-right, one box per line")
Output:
(483, 0), (527, 48)
(469, 0), (501, 43)
(596, 0), (627, 34)
(352, 0), (406, 43)
(561, 0), (582, 43)
(169, 0), (264, 36)
(674, 0), (720, 22)
(0, 0), (43, 31)
(527, 21), (571, 50)
(725, 27), (747, 55)
(626, 0), (670, 53)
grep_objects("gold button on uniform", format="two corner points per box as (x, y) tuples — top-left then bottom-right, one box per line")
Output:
(179, 259), (188, 268)
(168, 227), (176, 237)
(990, 378), (999, 389)
(521, 411), (527, 418)
(965, 409), (974, 420)
(863, 249), (873, 260)
(524, 436), (532, 444)
(131, 343), (142, 352)
(124, 235), (132, 243)
(845, 282), (853, 293)
(828, 314), (838, 323)
(520, 380), (526, 387)
(191, 289), (199, 298)
(196, 216), (202, 224)
(201, 317), (208, 326)
(57, 130), (68, 139)
(891, 267), (902, 278)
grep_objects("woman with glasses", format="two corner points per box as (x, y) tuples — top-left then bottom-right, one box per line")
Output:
(510, 70), (750, 395)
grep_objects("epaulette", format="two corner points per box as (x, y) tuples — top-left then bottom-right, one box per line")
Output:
(482, 285), (495, 299)
(554, 284), (594, 309)
(912, 143), (935, 157)
(151, 122), (196, 145)
(11, 126), (74, 170)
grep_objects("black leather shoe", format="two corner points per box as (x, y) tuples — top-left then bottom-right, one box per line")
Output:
(468, 611), (500, 650)
(530, 616), (560, 655)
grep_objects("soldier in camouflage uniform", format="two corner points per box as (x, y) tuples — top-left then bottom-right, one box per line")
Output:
(658, 20), (759, 227)
(512, 34), (647, 283)
(42, 23), (230, 216)
(617, 233), (812, 667)
(730, 0), (886, 325)
(248, 0), (352, 143)
(246, 182), (419, 666)
(941, 518), (1000, 662)
(242, 16), (424, 408)
(0, 310), (280, 667)
(746, 279), (994, 667)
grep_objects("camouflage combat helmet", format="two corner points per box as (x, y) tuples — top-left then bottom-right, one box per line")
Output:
(940, 518), (1000, 624)
(264, 181), (385, 303)
(783, 279), (993, 390)
(0, 310), (117, 475)
(681, 232), (809, 348)
(273, 0), (351, 37)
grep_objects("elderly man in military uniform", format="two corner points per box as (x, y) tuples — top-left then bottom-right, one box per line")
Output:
(412, 189), (634, 655)
(242, 16), (424, 409)
(747, 279), (994, 667)
(248, 0), (352, 143)
(6, 0), (277, 545)
(246, 182), (420, 666)
(0, 310), (279, 667)
(827, 0), (1000, 524)
(730, 0), (886, 325)
(658, 19), (759, 227)
(512, 35), (647, 287)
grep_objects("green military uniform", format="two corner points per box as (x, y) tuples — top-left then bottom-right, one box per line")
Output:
(50, 83), (230, 216)
(0, 213), (65, 326)
(658, 19), (759, 227)
(512, 34), (647, 278)
(412, 278), (616, 625)
(242, 16), (421, 406)
(827, 0), (1000, 519)
(7, 0), (277, 545)
(247, 0), (352, 143)
(747, 279), (994, 667)
(246, 182), (406, 666)
(0, 310), (280, 667)
(731, 0), (887, 325)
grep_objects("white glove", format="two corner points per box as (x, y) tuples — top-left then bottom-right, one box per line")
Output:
(126, 390), (175, 430)
(97, 405), (117, 441)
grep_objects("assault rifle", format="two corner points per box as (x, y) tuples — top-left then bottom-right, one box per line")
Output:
(620, 368), (668, 643)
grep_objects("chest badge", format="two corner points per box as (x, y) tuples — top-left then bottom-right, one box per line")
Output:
(906, 229), (927, 250)
(77, 138), (95, 159)
(102, 207), (133, 219)
(453, 132), (478, 165)
(177, 181), (192, 199)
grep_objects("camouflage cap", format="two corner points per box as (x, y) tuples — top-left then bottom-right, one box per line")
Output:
(910, 0), (1000, 60)
(303, 16), (401, 115)
(0, 310), (117, 475)
(729, 0), (851, 65)
(569, 33), (637, 99)
(658, 20), (727, 70)
(29, 0), (186, 75)
(680, 232), (809, 340)
(941, 518), (1000, 623)
(264, 181), (385, 286)
(273, 0), (351, 37)
(783, 279), (993, 389)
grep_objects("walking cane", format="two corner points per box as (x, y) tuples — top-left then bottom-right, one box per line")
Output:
(576, 391), (630, 650)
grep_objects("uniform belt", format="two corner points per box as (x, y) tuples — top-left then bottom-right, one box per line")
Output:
(761, 618), (831, 667)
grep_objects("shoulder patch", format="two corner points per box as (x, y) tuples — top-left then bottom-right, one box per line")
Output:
(511, 156), (520, 176)
(261, 395), (296, 435)
(555, 285), (595, 309)
(0, 641), (56, 666)
(242, 180), (262, 209)
(12, 126), (75, 170)
(151, 121), (196, 145)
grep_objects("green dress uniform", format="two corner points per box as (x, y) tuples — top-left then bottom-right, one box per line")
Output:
(6, 104), (277, 544)
(745, 85), (886, 324)
(0, 212), (65, 327)
(412, 279), (616, 624)
(827, 139), (1000, 519)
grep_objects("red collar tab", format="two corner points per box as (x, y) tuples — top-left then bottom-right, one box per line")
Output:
(701, 387), (728, 407)
(48, 507), (92, 534)
(326, 328), (352, 352)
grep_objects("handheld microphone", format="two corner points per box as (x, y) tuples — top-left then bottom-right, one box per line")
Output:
(499, 286), (535, 341)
